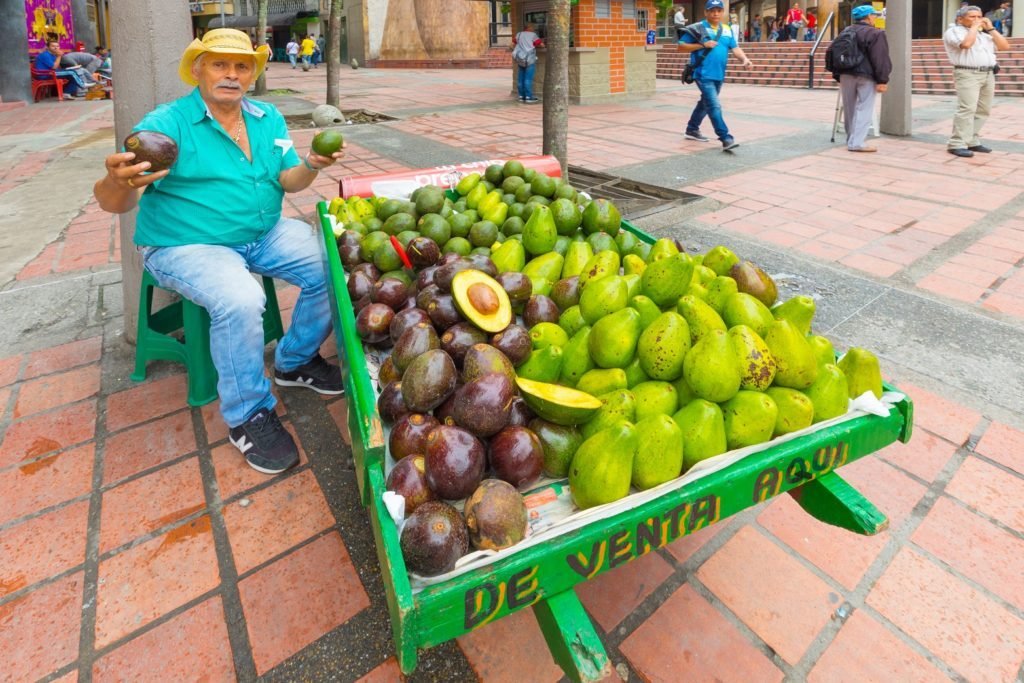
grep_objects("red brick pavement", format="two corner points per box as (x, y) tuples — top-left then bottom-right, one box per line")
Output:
(2, 66), (1023, 681)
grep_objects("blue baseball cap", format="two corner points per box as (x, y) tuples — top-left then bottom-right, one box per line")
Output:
(706, 0), (725, 9)
(852, 5), (881, 20)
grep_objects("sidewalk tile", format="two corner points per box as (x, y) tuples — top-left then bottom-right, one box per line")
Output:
(697, 526), (838, 664)
(239, 532), (370, 675)
(211, 424), (307, 502)
(758, 456), (926, 590)
(223, 469), (335, 574)
(912, 496), (1024, 610)
(974, 421), (1024, 475)
(103, 411), (196, 485)
(876, 429), (958, 483)
(0, 444), (94, 526)
(99, 457), (206, 554)
(92, 597), (235, 683)
(895, 382), (981, 446)
(808, 610), (946, 683)
(0, 400), (97, 468)
(0, 571), (83, 683)
(356, 658), (403, 683)
(200, 403), (230, 445)
(0, 499), (89, 598)
(23, 337), (102, 380)
(327, 398), (351, 446)
(664, 520), (721, 565)
(0, 355), (22, 387)
(105, 374), (189, 433)
(866, 547), (1024, 682)
(983, 291), (1024, 317)
(840, 253), (902, 278)
(14, 365), (101, 418)
(457, 602), (565, 683)
(917, 273), (988, 303)
(95, 516), (220, 648)
(944, 456), (1024, 533)
(576, 548), (674, 632)
(620, 584), (783, 683)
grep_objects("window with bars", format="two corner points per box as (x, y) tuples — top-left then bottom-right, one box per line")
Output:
(595, 0), (610, 19)
(636, 8), (648, 31)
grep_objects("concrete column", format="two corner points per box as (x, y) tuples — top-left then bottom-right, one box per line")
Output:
(880, 0), (912, 136)
(112, 3), (193, 342)
(1013, 0), (1022, 37)
(0, 0), (31, 103)
(71, 0), (94, 47)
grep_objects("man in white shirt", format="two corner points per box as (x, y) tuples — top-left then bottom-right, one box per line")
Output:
(674, 6), (687, 40)
(286, 37), (299, 69)
(944, 4), (1009, 157)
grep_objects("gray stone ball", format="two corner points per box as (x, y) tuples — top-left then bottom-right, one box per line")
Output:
(312, 104), (346, 127)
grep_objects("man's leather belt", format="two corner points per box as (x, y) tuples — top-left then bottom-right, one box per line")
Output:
(954, 65), (996, 71)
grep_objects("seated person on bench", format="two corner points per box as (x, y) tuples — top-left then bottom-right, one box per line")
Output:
(34, 40), (93, 98)
(93, 29), (346, 475)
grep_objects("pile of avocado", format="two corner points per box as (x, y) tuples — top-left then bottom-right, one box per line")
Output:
(333, 162), (886, 577)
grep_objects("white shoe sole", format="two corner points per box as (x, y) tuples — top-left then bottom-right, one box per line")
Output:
(229, 435), (295, 474)
(274, 376), (345, 395)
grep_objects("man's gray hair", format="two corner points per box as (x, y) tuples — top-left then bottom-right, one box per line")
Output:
(957, 5), (982, 17)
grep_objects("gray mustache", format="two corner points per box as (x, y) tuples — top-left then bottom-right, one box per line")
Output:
(216, 80), (242, 89)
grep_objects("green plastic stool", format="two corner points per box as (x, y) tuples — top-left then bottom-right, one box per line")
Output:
(131, 270), (286, 407)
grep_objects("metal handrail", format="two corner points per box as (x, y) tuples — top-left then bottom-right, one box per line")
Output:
(808, 9), (837, 89)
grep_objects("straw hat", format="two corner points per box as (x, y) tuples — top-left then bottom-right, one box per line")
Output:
(178, 28), (270, 86)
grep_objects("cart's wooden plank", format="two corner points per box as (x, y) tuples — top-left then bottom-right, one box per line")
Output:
(788, 471), (888, 535)
(534, 590), (614, 683)
(365, 465), (420, 674)
(319, 202), (387, 505)
(412, 405), (906, 648)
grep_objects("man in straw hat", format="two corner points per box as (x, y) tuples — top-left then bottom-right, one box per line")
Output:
(94, 28), (345, 476)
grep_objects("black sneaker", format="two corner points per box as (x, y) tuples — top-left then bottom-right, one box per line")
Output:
(524, 97), (540, 104)
(274, 354), (344, 395)
(722, 140), (740, 152)
(684, 131), (710, 142)
(229, 409), (299, 474)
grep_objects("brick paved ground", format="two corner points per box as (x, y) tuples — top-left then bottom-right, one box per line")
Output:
(1, 64), (1023, 681)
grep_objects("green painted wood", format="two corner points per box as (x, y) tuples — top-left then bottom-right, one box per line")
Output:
(364, 464), (420, 674)
(318, 202), (387, 506)
(411, 403), (905, 649)
(533, 590), (613, 683)
(788, 471), (888, 535)
(315, 203), (914, 679)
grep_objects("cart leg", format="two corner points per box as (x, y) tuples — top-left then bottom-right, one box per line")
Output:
(533, 589), (613, 683)
(789, 471), (888, 535)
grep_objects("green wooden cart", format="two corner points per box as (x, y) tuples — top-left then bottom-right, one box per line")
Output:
(315, 202), (914, 681)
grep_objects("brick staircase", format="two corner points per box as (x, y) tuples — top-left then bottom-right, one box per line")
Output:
(485, 46), (513, 69)
(657, 38), (1024, 96)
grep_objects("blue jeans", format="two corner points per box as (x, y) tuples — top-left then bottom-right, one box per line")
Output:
(302, 55), (311, 67)
(517, 62), (536, 99)
(289, 54), (297, 68)
(687, 79), (731, 143)
(141, 217), (332, 427)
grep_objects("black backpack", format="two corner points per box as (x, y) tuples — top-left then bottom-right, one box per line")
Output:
(825, 27), (865, 73)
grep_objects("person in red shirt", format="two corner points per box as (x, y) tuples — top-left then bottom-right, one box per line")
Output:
(786, 3), (805, 41)
(805, 10), (818, 41)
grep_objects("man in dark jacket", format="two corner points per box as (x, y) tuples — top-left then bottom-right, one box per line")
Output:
(832, 4), (892, 152)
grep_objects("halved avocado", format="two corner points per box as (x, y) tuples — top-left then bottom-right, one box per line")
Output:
(515, 377), (601, 426)
(451, 270), (512, 333)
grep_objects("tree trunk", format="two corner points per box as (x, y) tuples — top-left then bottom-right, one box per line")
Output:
(254, 0), (269, 95)
(542, 0), (570, 176)
(327, 0), (343, 107)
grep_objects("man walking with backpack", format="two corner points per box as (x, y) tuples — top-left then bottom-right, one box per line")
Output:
(826, 4), (891, 153)
(680, 0), (754, 151)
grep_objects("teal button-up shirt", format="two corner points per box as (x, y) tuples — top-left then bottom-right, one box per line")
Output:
(132, 88), (301, 247)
